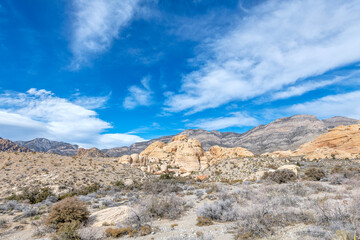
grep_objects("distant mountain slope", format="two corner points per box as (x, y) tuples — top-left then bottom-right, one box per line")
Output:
(104, 115), (359, 156)
(9, 115), (359, 157)
(0, 137), (31, 153)
(102, 135), (173, 157)
(322, 116), (359, 129)
(16, 138), (78, 156)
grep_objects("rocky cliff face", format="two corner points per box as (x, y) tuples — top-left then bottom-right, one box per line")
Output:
(76, 147), (109, 158)
(293, 124), (360, 160)
(16, 138), (78, 156)
(0, 138), (31, 153)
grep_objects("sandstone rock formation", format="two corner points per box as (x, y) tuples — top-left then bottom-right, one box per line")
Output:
(16, 138), (78, 155)
(293, 124), (360, 160)
(119, 135), (254, 173)
(76, 147), (109, 158)
(139, 135), (205, 172)
(205, 145), (254, 166)
(0, 137), (31, 153)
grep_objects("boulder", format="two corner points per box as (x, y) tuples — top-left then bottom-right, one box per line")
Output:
(130, 153), (140, 165)
(278, 164), (300, 176)
(89, 206), (131, 227)
(119, 155), (132, 164)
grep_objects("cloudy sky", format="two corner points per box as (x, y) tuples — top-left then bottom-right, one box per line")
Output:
(0, 0), (359, 148)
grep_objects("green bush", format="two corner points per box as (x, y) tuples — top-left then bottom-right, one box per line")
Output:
(159, 173), (173, 180)
(7, 187), (54, 204)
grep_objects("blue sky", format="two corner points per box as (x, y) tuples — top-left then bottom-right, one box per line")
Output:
(0, 0), (359, 148)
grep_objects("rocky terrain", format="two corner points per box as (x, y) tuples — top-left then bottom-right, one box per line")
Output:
(0, 150), (359, 240)
(76, 147), (109, 158)
(0, 115), (360, 240)
(264, 124), (360, 160)
(0, 138), (31, 153)
(16, 138), (79, 156)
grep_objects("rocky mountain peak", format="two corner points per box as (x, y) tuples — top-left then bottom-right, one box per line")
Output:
(0, 137), (31, 153)
(16, 138), (78, 156)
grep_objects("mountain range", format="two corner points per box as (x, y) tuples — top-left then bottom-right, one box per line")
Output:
(8, 115), (360, 156)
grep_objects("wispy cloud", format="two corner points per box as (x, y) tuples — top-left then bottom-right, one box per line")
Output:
(286, 90), (360, 119)
(70, 0), (141, 69)
(123, 77), (153, 109)
(0, 89), (144, 148)
(72, 94), (111, 109)
(165, 0), (360, 113)
(188, 112), (258, 130)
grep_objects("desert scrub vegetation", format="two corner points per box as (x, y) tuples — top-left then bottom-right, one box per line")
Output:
(197, 194), (240, 221)
(7, 187), (55, 204)
(304, 167), (326, 181)
(138, 193), (187, 220)
(58, 183), (100, 200)
(262, 169), (297, 184)
(232, 181), (360, 239)
(196, 216), (213, 226)
(45, 197), (89, 230)
(142, 179), (182, 195)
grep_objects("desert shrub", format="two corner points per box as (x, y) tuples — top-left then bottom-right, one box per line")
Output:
(304, 168), (326, 181)
(196, 216), (213, 226)
(7, 187), (54, 204)
(197, 198), (239, 221)
(105, 227), (133, 237)
(59, 183), (100, 200)
(263, 169), (297, 184)
(313, 199), (354, 232)
(329, 174), (345, 185)
(330, 165), (358, 179)
(54, 221), (81, 240)
(45, 197), (89, 229)
(111, 180), (124, 189)
(159, 173), (173, 180)
(140, 225), (152, 236)
(126, 207), (152, 230)
(142, 179), (182, 195)
(145, 194), (186, 220)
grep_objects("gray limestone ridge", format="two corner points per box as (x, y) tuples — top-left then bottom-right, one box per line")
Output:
(16, 138), (79, 156)
(104, 115), (360, 156)
(10, 115), (360, 156)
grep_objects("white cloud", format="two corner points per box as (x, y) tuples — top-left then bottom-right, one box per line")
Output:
(72, 94), (110, 109)
(0, 89), (144, 148)
(165, 0), (360, 113)
(70, 0), (141, 68)
(188, 112), (259, 130)
(286, 91), (360, 119)
(123, 77), (153, 109)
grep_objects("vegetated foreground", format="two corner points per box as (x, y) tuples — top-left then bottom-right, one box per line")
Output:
(0, 151), (360, 239)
